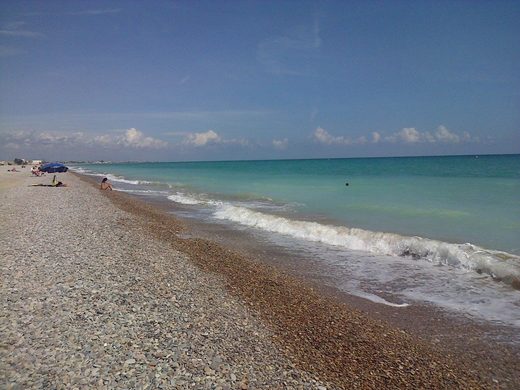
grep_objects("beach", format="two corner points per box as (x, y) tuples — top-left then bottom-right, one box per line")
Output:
(0, 167), (518, 389)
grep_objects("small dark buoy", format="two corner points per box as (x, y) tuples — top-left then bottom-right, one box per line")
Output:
(345, 182), (349, 186)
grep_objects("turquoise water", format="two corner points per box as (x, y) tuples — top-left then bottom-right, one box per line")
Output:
(79, 155), (520, 254)
(74, 154), (520, 328)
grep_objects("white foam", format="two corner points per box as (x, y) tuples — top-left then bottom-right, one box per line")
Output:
(69, 166), (90, 174)
(213, 204), (520, 286)
(350, 290), (410, 307)
(166, 191), (225, 207)
(116, 189), (169, 195)
(104, 173), (143, 185)
(73, 169), (146, 185)
(167, 193), (204, 205)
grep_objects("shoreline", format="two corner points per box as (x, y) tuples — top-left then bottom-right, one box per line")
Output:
(78, 172), (520, 383)
(74, 172), (518, 388)
(88, 173), (520, 388)
(1, 168), (517, 388)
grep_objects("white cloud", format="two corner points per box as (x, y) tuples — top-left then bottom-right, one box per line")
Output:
(12, 130), (89, 146)
(0, 128), (167, 150)
(311, 125), (474, 148)
(92, 134), (113, 146)
(0, 22), (44, 38)
(167, 129), (249, 147)
(313, 127), (352, 145)
(397, 127), (421, 143)
(68, 9), (121, 16)
(313, 127), (370, 146)
(435, 125), (460, 143)
(423, 131), (436, 143)
(385, 125), (474, 144)
(184, 130), (221, 146)
(0, 30), (45, 38)
(119, 128), (168, 148)
(272, 138), (288, 150)
(0, 23), (42, 57)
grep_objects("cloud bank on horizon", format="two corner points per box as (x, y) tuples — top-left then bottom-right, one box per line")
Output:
(1, 124), (480, 161)
(0, 1), (518, 161)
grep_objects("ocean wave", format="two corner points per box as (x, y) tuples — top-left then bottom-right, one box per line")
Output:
(73, 168), (147, 185)
(166, 192), (225, 207)
(213, 204), (520, 288)
(69, 166), (90, 174)
(116, 189), (169, 195)
(104, 174), (142, 185)
(167, 193), (204, 205)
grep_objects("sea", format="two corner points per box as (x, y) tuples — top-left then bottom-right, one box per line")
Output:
(72, 154), (520, 332)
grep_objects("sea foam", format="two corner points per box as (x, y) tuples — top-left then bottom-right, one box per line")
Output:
(213, 204), (520, 288)
(70, 167), (146, 185)
(167, 193), (204, 205)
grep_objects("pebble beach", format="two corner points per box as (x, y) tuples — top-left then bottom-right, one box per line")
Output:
(0, 167), (516, 389)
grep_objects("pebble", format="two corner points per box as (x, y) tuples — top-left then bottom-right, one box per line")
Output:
(0, 173), (330, 389)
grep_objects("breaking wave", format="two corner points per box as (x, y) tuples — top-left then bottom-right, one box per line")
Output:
(73, 172), (520, 289)
(70, 167), (148, 185)
(116, 189), (169, 195)
(103, 174), (142, 185)
(213, 204), (520, 288)
(167, 193), (204, 205)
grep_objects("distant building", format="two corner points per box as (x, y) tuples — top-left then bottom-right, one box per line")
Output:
(31, 160), (42, 165)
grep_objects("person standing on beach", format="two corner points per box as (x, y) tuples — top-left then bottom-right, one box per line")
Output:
(100, 177), (113, 190)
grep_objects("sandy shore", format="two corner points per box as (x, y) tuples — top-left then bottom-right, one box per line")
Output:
(0, 167), (512, 388)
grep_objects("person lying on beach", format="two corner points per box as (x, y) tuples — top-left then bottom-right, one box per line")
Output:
(50, 175), (67, 187)
(31, 181), (67, 187)
(30, 175), (67, 187)
(100, 177), (113, 190)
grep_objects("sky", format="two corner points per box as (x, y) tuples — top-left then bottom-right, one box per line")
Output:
(1, 0), (519, 162)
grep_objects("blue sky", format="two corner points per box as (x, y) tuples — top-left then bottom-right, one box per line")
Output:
(1, 0), (519, 161)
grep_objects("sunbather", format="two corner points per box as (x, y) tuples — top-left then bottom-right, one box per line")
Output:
(100, 177), (113, 190)
(31, 175), (67, 187)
